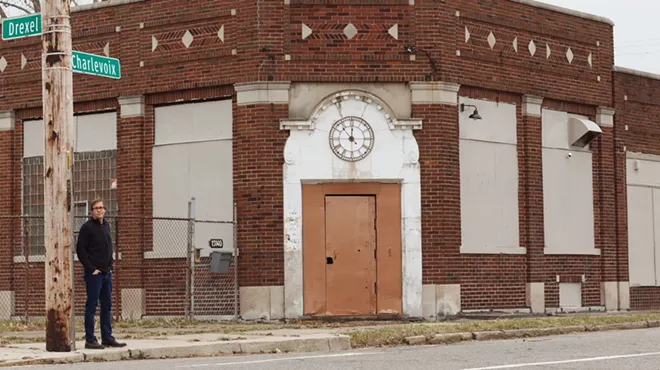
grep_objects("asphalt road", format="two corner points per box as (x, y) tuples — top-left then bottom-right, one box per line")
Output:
(8, 327), (660, 370)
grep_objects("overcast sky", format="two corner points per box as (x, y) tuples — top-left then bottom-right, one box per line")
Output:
(3, 0), (659, 75)
(541, 0), (660, 75)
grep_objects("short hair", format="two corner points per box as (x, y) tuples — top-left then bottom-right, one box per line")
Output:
(90, 199), (104, 210)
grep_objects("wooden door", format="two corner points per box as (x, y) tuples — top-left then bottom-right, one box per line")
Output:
(324, 195), (377, 315)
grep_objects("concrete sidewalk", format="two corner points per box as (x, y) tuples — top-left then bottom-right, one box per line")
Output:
(0, 332), (350, 367)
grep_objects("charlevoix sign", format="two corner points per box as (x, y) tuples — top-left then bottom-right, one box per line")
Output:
(72, 51), (121, 79)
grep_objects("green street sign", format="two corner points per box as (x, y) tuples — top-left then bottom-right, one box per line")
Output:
(2, 13), (42, 40)
(72, 51), (121, 79)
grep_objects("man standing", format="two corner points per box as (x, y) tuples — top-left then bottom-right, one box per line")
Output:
(76, 199), (126, 349)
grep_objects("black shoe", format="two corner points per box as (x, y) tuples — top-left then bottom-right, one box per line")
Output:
(85, 340), (105, 349)
(102, 338), (126, 348)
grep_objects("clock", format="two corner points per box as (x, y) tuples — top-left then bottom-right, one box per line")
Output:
(328, 116), (375, 162)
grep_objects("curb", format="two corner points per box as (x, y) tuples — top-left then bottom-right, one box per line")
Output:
(403, 320), (659, 347)
(0, 335), (351, 367)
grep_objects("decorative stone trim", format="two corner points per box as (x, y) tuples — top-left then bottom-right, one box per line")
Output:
(522, 95), (543, 117)
(596, 107), (615, 127)
(118, 95), (145, 118)
(393, 119), (423, 130)
(409, 82), (460, 105)
(613, 66), (660, 81)
(72, 0), (147, 12)
(234, 81), (291, 106)
(0, 110), (15, 131)
(508, 0), (614, 26)
(280, 90), (422, 131)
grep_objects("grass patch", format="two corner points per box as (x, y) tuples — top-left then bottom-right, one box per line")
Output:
(345, 312), (660, 348)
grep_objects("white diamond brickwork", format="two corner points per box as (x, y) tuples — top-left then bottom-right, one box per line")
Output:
(487, 31), (496, 49)
(343, 23), (358, 39)
(513, 37), (518, 52)
(182, 30), (194, 48)
(388, 24), (398, 40)
(218, 25), (225, 42)
(302, 23), (312, 40)
(529, 40), (536, 56)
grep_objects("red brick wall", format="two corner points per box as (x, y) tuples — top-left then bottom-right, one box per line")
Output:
(0, 127), (15, 292)
(1, 0), (643, 313)
(233, 101), (288, 287)
(614, 70), (660, 310)
(0, 0), (613, 110)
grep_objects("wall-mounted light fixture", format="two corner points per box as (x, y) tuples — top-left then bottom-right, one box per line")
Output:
(460, 103), (482, 120)
(403, 45), (440, 77)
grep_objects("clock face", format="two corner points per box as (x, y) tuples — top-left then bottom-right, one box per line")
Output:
(328, 116), (375, 162)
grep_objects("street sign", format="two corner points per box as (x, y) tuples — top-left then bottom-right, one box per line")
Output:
(72, 51), (121, 79)
(2, 13), (42, 40)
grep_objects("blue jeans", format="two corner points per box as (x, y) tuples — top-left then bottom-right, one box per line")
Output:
(84, 271), (113, 343)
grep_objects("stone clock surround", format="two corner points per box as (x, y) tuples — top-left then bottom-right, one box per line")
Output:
(280, 84), (424, 319)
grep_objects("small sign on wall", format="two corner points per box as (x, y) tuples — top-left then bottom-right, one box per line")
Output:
(110, 179), (117, 189)
(209, 239), (223, 249)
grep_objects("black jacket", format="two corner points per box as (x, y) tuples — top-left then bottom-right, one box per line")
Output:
(76, 217), (114, 274)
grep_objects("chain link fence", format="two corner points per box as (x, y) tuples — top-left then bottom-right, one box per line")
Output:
(0, 203), (238, 324)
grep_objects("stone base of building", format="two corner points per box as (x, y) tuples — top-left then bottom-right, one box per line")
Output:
(421, 284), (461, 319)
(239, 286), (284, 320)
(121, 288), (146, 320)
(0, 291), (14, 320)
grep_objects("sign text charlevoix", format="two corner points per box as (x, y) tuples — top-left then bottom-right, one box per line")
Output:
(72, 51), (121, 79)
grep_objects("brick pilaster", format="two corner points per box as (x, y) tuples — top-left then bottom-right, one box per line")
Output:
(0, 111), (15, 302)
(409, 82), (462, 286)
(233, 82), (290, 287)
(116, 95), (146, 293)
(521, 95), (545, 313)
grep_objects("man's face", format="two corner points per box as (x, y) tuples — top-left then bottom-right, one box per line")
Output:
(92, 202), (106, 220)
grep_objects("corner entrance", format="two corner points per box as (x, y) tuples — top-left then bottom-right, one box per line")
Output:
(302, 183), (402, 317)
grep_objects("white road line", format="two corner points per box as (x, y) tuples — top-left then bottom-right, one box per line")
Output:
(460, 351), (660, 370)
(176, 351), (381, 368)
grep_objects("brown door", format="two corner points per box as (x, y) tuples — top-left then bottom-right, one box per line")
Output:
(324, 195), (377, 315)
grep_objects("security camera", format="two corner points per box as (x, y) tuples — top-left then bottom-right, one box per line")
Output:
(567, 152), (572, 158)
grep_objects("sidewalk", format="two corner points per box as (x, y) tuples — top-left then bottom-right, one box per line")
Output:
(0, 332), (351, 367)
(1, 311), (660, 367)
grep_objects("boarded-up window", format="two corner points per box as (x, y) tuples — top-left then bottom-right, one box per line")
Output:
(626, 154), (660, 287)
(459, 98), (523, 254)
(21, 112), (117, 257)
(150, 99), (233, 259)
(542, 109), (597, 255)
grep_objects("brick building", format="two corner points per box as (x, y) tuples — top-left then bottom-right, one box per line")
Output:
(0, 0), (659, 320)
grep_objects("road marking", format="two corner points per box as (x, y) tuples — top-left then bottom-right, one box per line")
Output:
(177, 351), (381, 368)
(461, 351), (660, 369)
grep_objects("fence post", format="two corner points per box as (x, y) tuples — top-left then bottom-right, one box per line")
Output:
(233, 202), (238, 320)
(185, 206), (190, 320)
(189, 198), (196, 321)
(24, 217), (29, 325)
(114, 218), (120, 322)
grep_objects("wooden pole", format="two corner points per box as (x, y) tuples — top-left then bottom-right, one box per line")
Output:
(42, 0), (74, 352)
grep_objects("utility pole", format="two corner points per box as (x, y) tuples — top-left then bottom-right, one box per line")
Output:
(42, 0), (74, 352)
